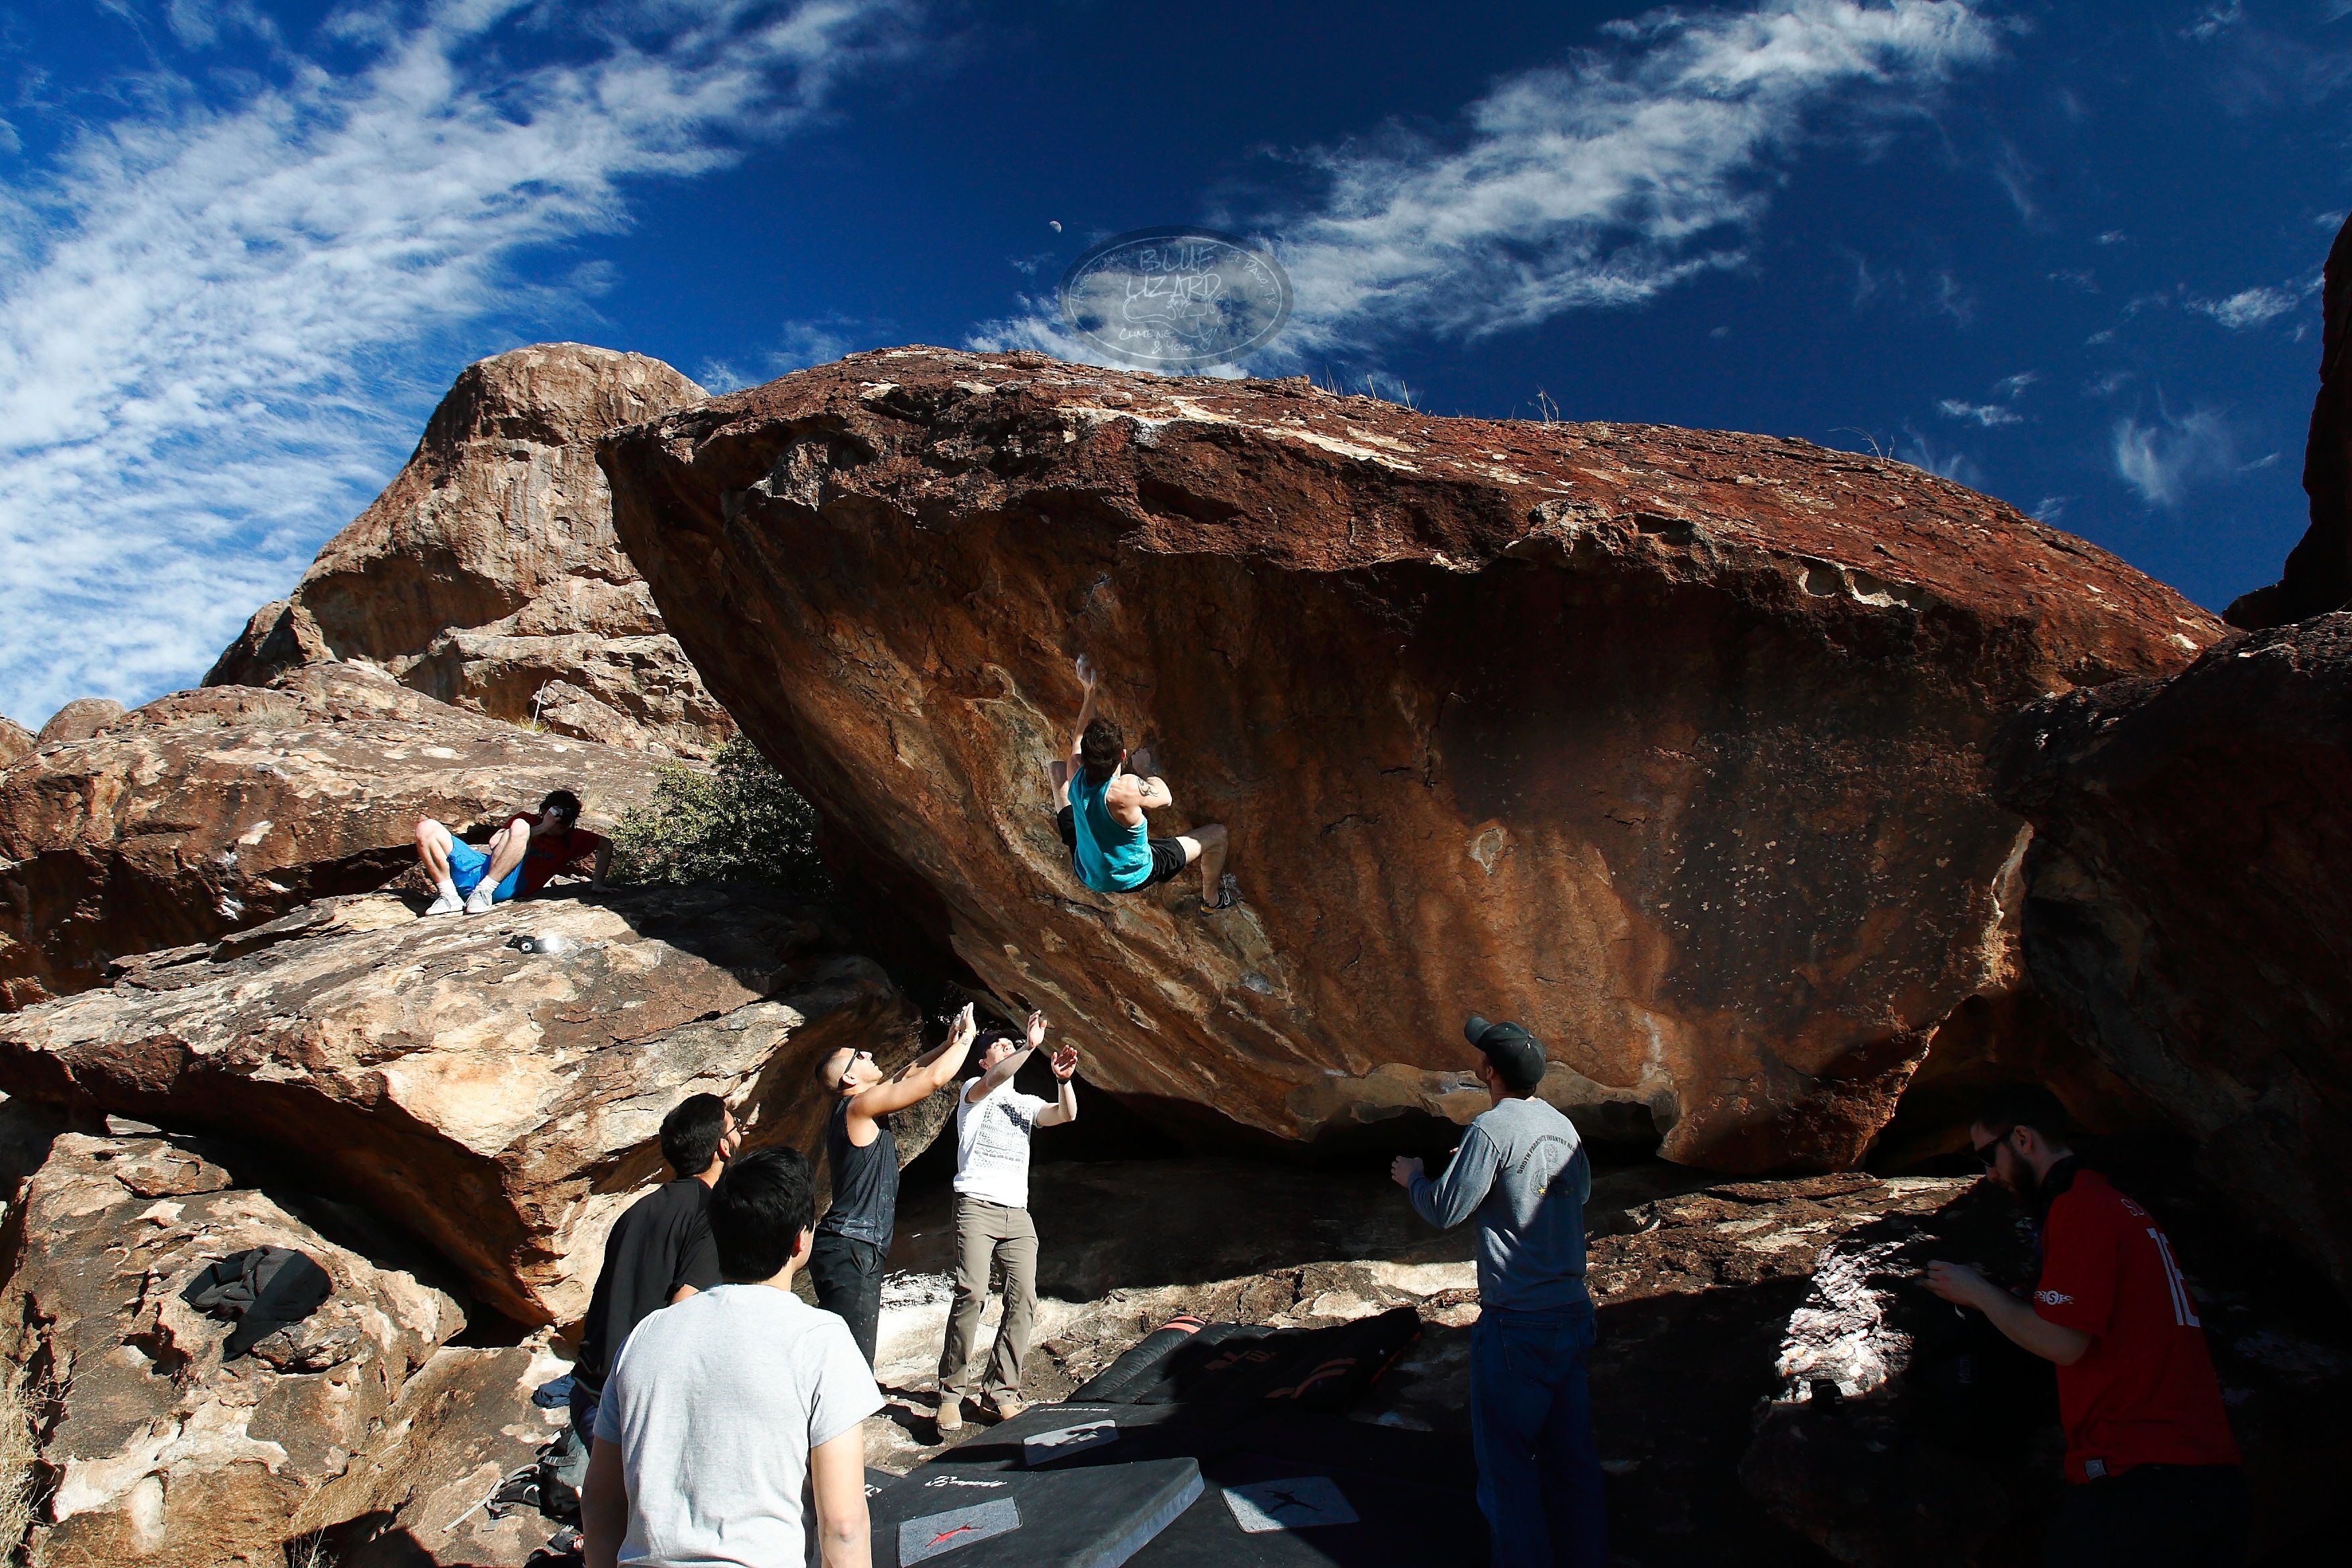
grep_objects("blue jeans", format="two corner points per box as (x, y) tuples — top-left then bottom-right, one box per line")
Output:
(1470, 1303), (1608, 1568)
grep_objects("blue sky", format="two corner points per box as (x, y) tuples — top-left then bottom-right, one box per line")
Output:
(3, 0), (2347, 727)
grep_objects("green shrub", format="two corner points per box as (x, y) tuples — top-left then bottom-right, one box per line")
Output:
(609, 737), (830, 898)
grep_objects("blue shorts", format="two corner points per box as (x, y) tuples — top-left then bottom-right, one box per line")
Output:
(446, 838), (520, 902)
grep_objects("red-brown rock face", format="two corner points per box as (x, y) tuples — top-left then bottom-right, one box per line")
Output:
(0, 664), (658, 1010)
(601, 348), (2220, 1170)
(1996, 614), (2352, 1300)
(206, 343), (732, 757)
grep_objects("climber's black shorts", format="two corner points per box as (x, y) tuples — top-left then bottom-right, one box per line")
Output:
(1056, 805), (1189, 889)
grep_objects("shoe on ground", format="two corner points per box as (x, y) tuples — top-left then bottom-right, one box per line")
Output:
(425, 890), (464, 916)
(934, 1393), (963, 1433)
(463, 885), (497, 915)
(981, 1395), (1028, 1423)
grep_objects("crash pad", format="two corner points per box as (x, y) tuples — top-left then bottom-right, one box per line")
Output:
(921, 1398), (1257, 1475)
(1128, 1412), (1485, 1567)
(868, 1457), (1203, 1567)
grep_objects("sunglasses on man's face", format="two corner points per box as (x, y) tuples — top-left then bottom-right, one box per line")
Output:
(1974, 1134), (2008, 1168)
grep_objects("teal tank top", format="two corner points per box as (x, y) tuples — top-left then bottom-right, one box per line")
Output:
(1070, 771), (1153, 892)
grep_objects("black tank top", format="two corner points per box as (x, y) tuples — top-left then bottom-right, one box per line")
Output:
(816, 1095), (898, 1249)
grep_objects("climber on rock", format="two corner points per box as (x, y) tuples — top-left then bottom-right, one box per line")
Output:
(415, 788), (611, 916)
(1052, 654), (1233, 910)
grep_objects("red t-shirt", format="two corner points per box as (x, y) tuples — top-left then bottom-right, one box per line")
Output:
(2032, 1169), (2240, 1481)
(510, 816), (607, 896)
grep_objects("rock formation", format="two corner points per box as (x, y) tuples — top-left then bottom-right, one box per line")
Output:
(2, 1133), (460, 1567)
(2, 716), (35, 768)
(313, 1344), (573, 1568)
(0, 663), (660, 1010)
(1996, 614), (2352, 1300)
(1743, 1164), (2352, 1564)
(0, 882), (920, 1324)
(31, 699), (125, 749)
(600, 347), (2219, 1171)
(206, 343), (730, 757)
(2227, 211), (2352, 629)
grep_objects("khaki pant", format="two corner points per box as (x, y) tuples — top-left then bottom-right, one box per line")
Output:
(936, 1195), (1037, 1404)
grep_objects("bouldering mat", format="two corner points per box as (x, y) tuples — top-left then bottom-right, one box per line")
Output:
(868, 1457), (1203, 1567)
(1128, 1412), (1485, 1567)
(920, 1399), (1258, 1475)
(1075, 1307), (1422, 1412)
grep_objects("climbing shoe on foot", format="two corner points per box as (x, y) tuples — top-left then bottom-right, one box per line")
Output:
(425, 890), (464, 916)
(935, 1393), (965, 1433)
(464, 885), (497, 916)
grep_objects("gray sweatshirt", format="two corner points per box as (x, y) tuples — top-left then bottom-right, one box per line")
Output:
(1410, 1095), (1591, 1314)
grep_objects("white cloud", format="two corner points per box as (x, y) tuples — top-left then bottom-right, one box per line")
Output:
(2183, 2), (2244, 41)
(1994, 370), (2039, 398)
(0, 0), (910, 726)
(1896, 430), (1981, 486)
(2192, 285), (2299, 328)
(972, 0), (1998, 366)
(1937, 399), (2020, 426)
(2112, 407), (2235, 506)
(698, 313), (883, 391)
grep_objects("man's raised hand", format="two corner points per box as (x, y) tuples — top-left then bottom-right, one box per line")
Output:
(1025, 1010), (1048, 1050)
(1389, 1155), (1424, 1190)
(1050, 1046), (1079, 1081)
(949, 1003), (977, 1050)
(1076, 653), (1097, 691)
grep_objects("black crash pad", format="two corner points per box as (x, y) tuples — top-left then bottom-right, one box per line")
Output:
(920, 1399), (1258, 1475)
(868, 1457), (1203, 1567)
(1075, 1307), (1422, 1412)
(1129, 1412), (1485, 1567)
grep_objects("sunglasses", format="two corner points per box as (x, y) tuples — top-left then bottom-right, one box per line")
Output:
(1974, 1133), (2010, 1168)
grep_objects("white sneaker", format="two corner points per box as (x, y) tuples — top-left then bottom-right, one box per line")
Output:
(424, 890), (464, 916)
(463, 885), (497, 915)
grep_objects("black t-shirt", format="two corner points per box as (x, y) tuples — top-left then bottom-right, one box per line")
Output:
(573, 1178), (722, 1391)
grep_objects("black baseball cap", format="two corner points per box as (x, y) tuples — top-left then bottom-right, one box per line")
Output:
(1464, 1016), (1548, 1093)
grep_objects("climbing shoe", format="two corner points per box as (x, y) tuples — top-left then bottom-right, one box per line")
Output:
(464, 885), (497, 916)
(935, 1391), (965, 1433)
(426, 889), (464, 916)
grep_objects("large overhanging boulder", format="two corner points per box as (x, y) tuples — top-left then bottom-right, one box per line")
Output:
(1996, 614), (2352, 1300)
(0, 883), (919, 1324)
(2, 1133), (460, 1567)
(205, 342), (732, 758)
(599, 348), (2218, 1170)
(0, 663), (658, 1010)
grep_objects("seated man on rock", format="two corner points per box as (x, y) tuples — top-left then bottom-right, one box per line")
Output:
(415, 787), (611, 916)
(583, 1146), (879, 1568)
(1926, 1083), (2244, 1568)
(1391, 1015), (1606, 1568)
(1052, 655), (1233, 910)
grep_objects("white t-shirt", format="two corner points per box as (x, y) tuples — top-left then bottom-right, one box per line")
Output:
(952, 1077), (1050, 1208)
(594, 1283), (881, 1567)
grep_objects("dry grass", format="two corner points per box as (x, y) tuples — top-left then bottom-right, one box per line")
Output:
(0, 1354), (43, 1559)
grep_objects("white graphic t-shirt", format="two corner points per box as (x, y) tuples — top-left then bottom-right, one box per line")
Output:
(952, 1077), (1049, 1208)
